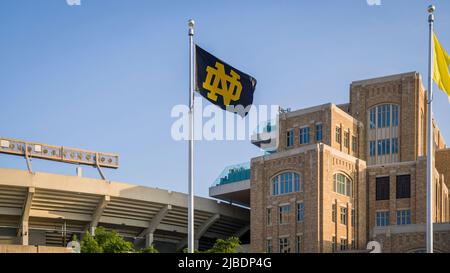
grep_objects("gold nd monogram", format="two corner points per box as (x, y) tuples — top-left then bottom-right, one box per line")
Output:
(202, 62), (242, 105)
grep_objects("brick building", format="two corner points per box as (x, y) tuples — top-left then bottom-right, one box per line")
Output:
(249, 72), (450, 253)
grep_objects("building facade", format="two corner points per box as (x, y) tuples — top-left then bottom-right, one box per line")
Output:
(250, 72), (450, 253)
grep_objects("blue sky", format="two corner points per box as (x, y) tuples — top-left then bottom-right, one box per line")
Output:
(1, 0), (449, 197)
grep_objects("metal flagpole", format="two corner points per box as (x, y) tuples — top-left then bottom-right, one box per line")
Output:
(426, 4), (435, 254)
(188, 19), (195, 253)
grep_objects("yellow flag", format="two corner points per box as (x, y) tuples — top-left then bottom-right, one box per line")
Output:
(433, 33), (450, 100)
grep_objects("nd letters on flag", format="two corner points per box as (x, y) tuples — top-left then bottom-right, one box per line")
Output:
(195, 45), (257, 117)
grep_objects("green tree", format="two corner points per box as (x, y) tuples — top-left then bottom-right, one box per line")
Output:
(81, 231), (103, 253)
(137, 245), (159, 253)
(205, 236), (241, 253)
(80, 227), (134, 253)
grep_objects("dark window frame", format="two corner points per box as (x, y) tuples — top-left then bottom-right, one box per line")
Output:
(396, 175), (411, 199)
(376, 176), (390, 201)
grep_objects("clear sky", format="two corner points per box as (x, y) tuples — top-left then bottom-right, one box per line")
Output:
(1, 0), (449, 197)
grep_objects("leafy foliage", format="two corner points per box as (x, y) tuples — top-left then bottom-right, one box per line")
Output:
(81, 227), (133, 253)
(204, 236), (241, 253)
(80, 231), (103, 253)
(137, 245), (159, 253)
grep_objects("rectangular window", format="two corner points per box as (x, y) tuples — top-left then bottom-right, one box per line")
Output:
(280, 174), (287, 195)
(296, 235), (302, 253)
(336, 127), (341, 143)
(376, 211), (390, 226)
(378, 104), (390, 128)
(392, 105), (399, 127)
(344, 131), (349, 148)
(396, 175), (411, 199)
(378, 105), (383, 128)
(396, 209), (411, 225)
(287, 129), (294, 147)
(340, 207), (348, 225)
(279, 237), (290, 253)
(279, 205), (290, 224)
(272, 177), (279, 196)
(385, 105), (391, 127)
(266, 239), (272, 253)
(376, 177), (390, 200)
(392, 138), (399, 154)
(335, 174), (347, 196)
(352, 136), (357, 154)
(299, 127), (310, 144)
(332, 204), (336, 223)
(294, 174), (300, 192)
(316, 124), (323, 141)
(370, 141), (376, 157)
(297, 202), (304, 222)
(340, 238), (348, 251)
(377, 139), (391, 156)
(370, 108), (376, 129)
(267, 208), (272, 226)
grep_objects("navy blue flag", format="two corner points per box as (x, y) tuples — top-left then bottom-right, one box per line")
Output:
(195, 45), (257, 117)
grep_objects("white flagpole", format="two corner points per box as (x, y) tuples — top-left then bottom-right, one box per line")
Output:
(426, 5), (435, 254)
(188, 19), (195, 253)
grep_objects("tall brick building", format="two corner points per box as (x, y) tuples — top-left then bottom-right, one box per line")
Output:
(249, 72), (450, 253)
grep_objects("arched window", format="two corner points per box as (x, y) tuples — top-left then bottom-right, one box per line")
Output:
(333, 173), (352, 197)
(272, 172), (301, 196)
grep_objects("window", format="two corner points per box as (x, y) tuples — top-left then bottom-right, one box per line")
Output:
(287, 129), (294, 147)
(392, 138), (399, 154)
(299, 127), (310, 144)
(266, 239), (272, 253)
(377, 139), (391, 156)
(296, 235), (302, 253)
(267, 208), (272, 225)
(316, 124), (323, 141)
(272, 172), (301, 196)
(332, 204), (337, 223)
(369, 108), (376, 129)
(331, 236), (336, 252)
(376, 211), (390, 226)
(279, 205), (290, 224)
(272, 178), (279, 196)
(344, 131), (349, 148)
(279, 237), (290, 253)
(336, 127), (341, 143)
(371, 104), (399, 129)
(396, 175), (411, 199)
(372, 138), (399, 157)
(396, 209), (411, 225)
(352, 136), (357, 153)
(297, 202), (304, 222)
(368, 104), (400, 163)
(392, 105), (399, 127)
(333, 173), (352, 197)
(279, 173), (291, 194)
(369, 141), (376, 157)
(377, 104), (391, 128)
(294, 173), (301, 192)
(351, 208), (355, 227)
(376, 177), (390, 200)
(340, 207), (348, 225)
(340, 238), (348, 251)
